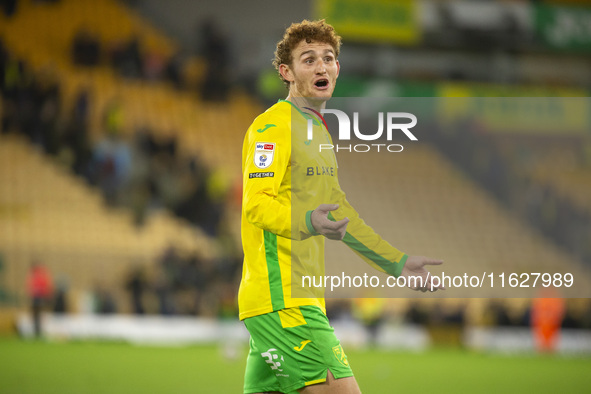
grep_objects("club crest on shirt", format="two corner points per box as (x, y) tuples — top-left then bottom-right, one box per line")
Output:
(332, 344), (349, 366)
(254, 142), (275, 169)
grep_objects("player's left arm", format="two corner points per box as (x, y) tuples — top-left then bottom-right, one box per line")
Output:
(327, 188), (444, 291)
(327, 189), (407, 276)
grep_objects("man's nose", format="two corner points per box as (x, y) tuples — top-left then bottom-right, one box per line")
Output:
(316, 62), (327, 74)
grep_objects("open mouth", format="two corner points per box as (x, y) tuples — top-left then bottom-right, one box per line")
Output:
(314, 79), (329, 89)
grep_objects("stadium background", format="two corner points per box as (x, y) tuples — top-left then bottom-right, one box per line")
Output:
(0, 0), (590, 392)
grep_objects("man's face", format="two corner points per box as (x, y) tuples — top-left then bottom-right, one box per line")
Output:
(281, 40), (340, 103)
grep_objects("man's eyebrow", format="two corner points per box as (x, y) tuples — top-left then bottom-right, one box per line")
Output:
(299, 50), (316, 58)
(299, 48), (335, 58)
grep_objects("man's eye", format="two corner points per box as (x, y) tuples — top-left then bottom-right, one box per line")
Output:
(305, 58), (314, 64)
(324, 57), (334, 62)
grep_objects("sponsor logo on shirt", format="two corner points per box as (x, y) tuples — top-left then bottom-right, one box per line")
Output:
(293, 340), (312, 352)
(261, 348), (289, 378)
(249, 172), (274, 178)
(256, 124), (276, 133)
(306, 166), (335, 176)
(254, 142), (275, 169)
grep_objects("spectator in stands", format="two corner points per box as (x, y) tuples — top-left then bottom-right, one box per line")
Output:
(89, 99), (131, 205)
(214, 229), (242, 283)
(89, 129), (132, 206)
(202, 168), (229, 236)
(0, 0), (18, 17)
(127, 127), (153, 226)
(582, 300), (591, 330)
(71, 28), (101, 67)
(64, 87), (92, 176)
(0, 38), (8, 94)
(125, 265), (147, 315)
(27, 261), (53, 338)
(147, 137), (187, 212)
(490, 300), (512, 326)
(352, 296), (386, 347)
(198, 19), (230, 101)
(111, 35), (144, 79)
(103, 97), (124, 135)
(93, 282), (117, 314)
(172, 156), (211, 228)
(1, 49), (61, 154)
(405, 300), (429, 326)
(163, 51), (185, 89)
(153, 266), (175, 316)
(143, 51), (168, 81)
(1, 56), (27, 133)
(34, 67), (62, 155)
(218, 282), (238, 320)
(52, 275), (69, 314)
(561, 304), (581, 330)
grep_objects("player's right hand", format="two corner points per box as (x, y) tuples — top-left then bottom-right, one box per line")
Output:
(401, 256), (445, 292)
(311, 204), (349, 240)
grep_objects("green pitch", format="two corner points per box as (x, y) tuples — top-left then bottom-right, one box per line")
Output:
(0, 337), (590, 393)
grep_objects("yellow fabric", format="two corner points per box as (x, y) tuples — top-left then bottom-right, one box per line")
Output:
(278, 307), (307, 328)
(305, 378), (327, 386)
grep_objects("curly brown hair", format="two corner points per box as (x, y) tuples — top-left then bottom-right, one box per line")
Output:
(273, 19), (342, 88)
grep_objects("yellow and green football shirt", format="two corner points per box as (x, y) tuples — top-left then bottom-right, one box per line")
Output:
(239, 100), (407, 320)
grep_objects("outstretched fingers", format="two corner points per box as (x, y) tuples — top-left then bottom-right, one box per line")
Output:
(317, 203), (339, 214)
(421, 258), (444, 266)
(422, 259), (444, 290)
(324, 217), (349, 230)
(324, 217), (349, 240)
(311, 203), (350, 240)
(403, 256), (446, 292)
(424, 273), (446, 291)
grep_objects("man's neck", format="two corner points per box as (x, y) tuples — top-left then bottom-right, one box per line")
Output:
(285, 94), (326, 113)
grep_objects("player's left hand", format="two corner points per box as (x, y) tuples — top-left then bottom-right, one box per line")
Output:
(400, 255), (444, 292)
(310, 204), (349, 240)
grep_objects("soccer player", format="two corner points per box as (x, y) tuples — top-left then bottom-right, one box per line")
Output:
(240, 20), (444, 394)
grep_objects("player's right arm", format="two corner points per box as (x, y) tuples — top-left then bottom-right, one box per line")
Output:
(242, 115), (312, 241)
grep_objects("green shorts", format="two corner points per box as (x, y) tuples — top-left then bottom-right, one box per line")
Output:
(243, 305), (354, 394)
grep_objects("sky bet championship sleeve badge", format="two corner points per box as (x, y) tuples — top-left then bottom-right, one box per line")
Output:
(254, 142), (275, 169)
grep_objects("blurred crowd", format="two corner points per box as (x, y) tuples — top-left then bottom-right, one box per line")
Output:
(70, 19), (230, 100)
(327, 297), (591, 332)
(0, 37), (234, 233)
(1, 29), (241, 319)
(72, 30), (185, 89)
(3, 0), (230, 98)
(1, 0), (60, 18)
(122, 243), (240, 318)
(23, 239), (241, 321)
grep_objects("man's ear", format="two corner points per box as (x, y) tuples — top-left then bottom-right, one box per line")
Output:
(336, 59), (340, 78)
(279, 64), (294, 84)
